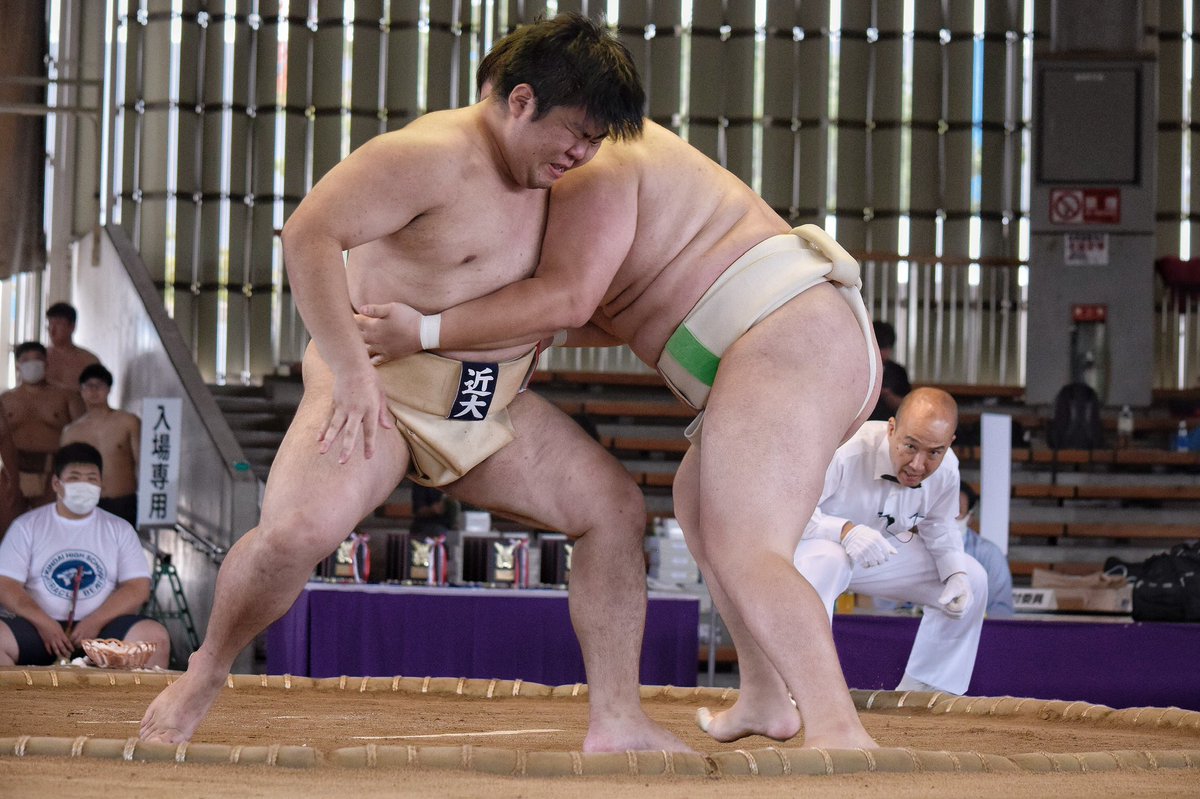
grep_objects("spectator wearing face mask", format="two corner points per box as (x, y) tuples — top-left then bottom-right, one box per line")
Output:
(0, 442), (169, 667)
(956, 481), (1014, 618)
(1, 342), (83, 508)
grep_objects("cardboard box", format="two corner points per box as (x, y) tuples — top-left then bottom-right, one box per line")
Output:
(1029, 568), (1132, 613)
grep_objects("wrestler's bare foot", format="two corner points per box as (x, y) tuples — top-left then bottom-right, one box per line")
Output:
(139, 650), (228, 744)
(695, 698), (802, 743)
(799, 723), (878, 750)
(583, 712), (695, 754)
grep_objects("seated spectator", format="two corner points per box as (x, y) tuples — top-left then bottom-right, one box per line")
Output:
(61, 364), (141, 527)
(868, 320), (912, 422)
(957, 482), (1014, 618)
(45, 302), (100, 394)
(0, 442), (169, 667)
(1, 342), (82, 507)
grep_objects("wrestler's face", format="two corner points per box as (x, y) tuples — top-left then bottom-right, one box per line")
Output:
(886, 412), (955, 488)
(80, 377), (111, 408)
(507, 88), (605, 189)
(16, 350), (47, 385)
(47, 316), (74, 346)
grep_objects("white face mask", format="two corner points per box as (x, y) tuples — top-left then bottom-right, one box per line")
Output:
(954, 515), (971, 536)
(62, 481), (102, 515)
(17, 360), (45, 384)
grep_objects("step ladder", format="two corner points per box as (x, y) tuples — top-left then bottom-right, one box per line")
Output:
(146, 553), (201, 656)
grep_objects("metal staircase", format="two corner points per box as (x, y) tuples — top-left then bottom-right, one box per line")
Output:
(207, 378), (300, 482)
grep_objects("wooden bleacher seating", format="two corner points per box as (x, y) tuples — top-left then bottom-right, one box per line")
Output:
(581, 399), (694, 420)
(550, 374), (1199, 574)
(956, 446), (1200, 469)
(217, 371), (1198, 584)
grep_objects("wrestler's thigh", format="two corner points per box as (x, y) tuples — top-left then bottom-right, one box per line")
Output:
(445, 392), (643, 536)
(259, 350), (410, 531)
(697, 282), (871, 553)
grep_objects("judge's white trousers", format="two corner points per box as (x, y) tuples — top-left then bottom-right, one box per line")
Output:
(793, 536), (988, 694)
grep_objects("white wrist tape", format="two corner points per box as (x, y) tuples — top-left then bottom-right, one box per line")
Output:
(551, 329), (569, 347)
(419, 313), (442, 350)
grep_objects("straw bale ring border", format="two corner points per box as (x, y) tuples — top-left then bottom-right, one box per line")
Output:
(2, 669), (1198, 779)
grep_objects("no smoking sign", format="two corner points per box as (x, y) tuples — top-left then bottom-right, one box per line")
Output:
(1049, 188), (1121, 225)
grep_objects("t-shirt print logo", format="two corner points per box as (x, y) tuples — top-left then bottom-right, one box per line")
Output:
(449, 361), (499, 421)
(42, 550), (107, 600)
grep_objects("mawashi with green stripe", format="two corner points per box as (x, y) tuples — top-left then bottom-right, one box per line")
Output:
(664, 324), (720, 386)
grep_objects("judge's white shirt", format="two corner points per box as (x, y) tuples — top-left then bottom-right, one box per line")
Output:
(804, 421), (971, 581)
(0, 503), (151, 621)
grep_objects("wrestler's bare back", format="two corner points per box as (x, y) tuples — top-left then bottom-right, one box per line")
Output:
(558, 120), (790, 362)
(344, 108), (549, 363)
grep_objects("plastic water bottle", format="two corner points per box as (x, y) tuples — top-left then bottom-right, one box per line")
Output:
(1117, 405), (1134, 448)
(1176, 420), (1191, 452)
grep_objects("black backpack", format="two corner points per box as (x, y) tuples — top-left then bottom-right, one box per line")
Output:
(1126, 541), (1200, 622)
(1048, 382), (1105, 450)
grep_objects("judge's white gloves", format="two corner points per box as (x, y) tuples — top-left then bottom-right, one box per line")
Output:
(938, 572), (973, 618)
(841, 525), (898, 568)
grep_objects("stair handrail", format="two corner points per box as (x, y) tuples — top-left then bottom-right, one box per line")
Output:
(172, 521), (228, 563)
(104, 224), (253, 476)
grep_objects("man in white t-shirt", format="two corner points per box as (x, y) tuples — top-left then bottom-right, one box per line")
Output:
(0, 442), (169, 667)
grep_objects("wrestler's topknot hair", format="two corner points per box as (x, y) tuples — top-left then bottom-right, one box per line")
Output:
(478, 13), (645, 141)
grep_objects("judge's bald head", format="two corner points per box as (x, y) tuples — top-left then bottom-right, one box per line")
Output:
(886, 388), (958, 487)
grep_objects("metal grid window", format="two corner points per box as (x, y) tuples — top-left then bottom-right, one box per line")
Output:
(1160, 0), (1200, 389)
(49, 0), (1191, 388)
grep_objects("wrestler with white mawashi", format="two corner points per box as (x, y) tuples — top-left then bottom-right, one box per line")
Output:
(350, 47), (885, 744)
(141, 16), (690, 756)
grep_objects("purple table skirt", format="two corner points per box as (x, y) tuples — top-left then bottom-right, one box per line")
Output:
(833, 613), (1200, 711)
(267, 582), (700, 687)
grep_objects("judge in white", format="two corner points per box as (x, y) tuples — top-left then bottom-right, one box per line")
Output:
(793, 387), (987, 695)
(0, 442), (169, 668)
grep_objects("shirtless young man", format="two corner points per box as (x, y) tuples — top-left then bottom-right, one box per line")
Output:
(60, 364), (141, 527)
(1, 343), (82, 508)
(354, 36), (882, 750)
(45, 303), (100, 396)
(140, 15), (688, 753)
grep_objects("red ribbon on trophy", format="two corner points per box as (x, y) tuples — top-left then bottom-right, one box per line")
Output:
(425, 534), (448, 586)
(349, 532), (370, 584)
